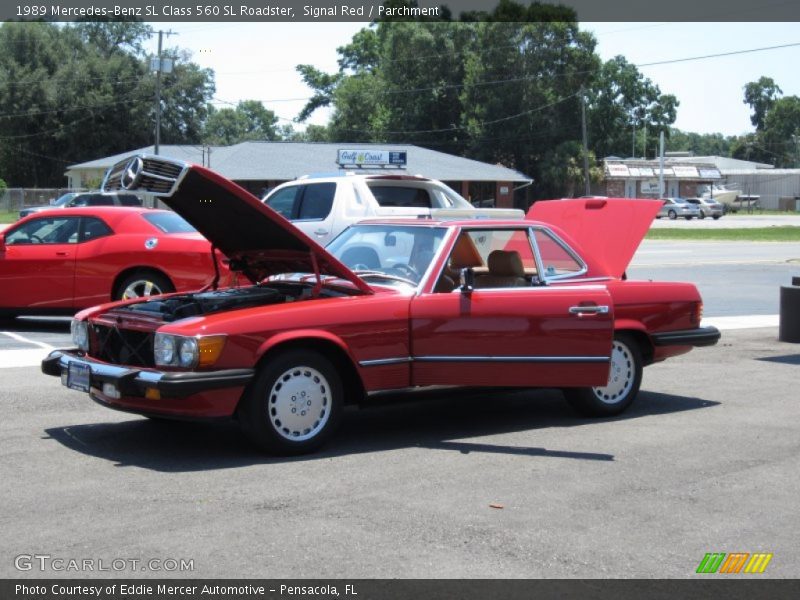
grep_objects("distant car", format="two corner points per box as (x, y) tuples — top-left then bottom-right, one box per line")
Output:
(685, 197), (723, 220)
(262, 173), (522, 246)
(18, 191), (143, 220)
(656, 197), (702, 220)
(0, 207), (229, 318)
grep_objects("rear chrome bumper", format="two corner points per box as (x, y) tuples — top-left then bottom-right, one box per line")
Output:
(650, 327), (721, 348)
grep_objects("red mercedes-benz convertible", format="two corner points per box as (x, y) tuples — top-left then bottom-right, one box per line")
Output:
(42, 155), (720, 455)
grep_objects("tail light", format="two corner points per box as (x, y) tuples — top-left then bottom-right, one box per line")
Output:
(691, 301), (703, 326)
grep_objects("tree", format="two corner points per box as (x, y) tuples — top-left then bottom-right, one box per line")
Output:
(587, 56), (678, 160)
(0, 22), (214, 186)
(743, 76), (782, 131)
(202, 100), (279, 145)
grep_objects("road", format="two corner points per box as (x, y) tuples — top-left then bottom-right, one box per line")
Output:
(1, 327), (797, 578)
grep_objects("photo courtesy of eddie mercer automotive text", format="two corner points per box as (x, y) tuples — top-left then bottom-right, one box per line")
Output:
(39, 154), (720, 456)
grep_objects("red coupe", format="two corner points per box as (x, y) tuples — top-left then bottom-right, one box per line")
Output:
(1, 207), (229, 317)
(43, 155), (720, 455)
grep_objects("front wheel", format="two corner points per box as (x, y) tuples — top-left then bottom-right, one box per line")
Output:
(699, 210), (706, 219)
(563, 334), (643, 417)
(668, 210), (677, 220)
(238, 350), (343, 455)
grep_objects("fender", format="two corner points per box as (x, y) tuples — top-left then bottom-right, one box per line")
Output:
(256, 329), (356, 364)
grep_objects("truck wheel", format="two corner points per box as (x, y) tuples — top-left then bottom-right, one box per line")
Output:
(564, 334), (643, 417)
(238, 350), (343, 455)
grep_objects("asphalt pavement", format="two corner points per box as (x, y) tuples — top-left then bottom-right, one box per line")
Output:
(0, 327), (797, 578)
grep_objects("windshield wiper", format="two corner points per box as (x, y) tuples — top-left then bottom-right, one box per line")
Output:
(352, 270), (417, 286)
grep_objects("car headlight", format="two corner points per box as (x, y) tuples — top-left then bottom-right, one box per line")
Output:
(70, 319), (89, 352)
(154, 333), (226, 369)
(154, 333), (176, 366)
(178, 337), (198, 368)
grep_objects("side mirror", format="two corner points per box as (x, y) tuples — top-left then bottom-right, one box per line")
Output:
(459, 267), (474, 294)
(384, 233), (397, 247)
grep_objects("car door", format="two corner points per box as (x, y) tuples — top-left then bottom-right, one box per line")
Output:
(410, 227), (613, 388)
(0, 216), (79, 310)
(72, 216), (115, 307)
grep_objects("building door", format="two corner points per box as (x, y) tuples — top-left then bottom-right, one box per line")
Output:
(624, 179), (637, 198)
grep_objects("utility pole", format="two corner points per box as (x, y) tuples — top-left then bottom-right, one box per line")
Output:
(658, 131), (665, 197)
(152, 30), (176, 155)
(581, 89), (590, 196)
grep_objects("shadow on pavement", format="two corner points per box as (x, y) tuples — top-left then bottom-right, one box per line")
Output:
(44, 388), (719, 472)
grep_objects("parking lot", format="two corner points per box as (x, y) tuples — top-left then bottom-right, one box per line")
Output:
(1, 238), (798, 578)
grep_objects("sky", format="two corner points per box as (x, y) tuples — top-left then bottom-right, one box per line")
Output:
(142, 21), (800, 138)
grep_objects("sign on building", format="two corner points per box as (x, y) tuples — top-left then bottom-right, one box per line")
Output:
(337, 149), (407, 168)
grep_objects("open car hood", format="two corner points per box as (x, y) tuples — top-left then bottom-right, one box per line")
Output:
(528, 198), (661, 278)
(102, 155), (371, 293)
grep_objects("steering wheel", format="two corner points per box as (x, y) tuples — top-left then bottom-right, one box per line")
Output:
(28, 234), (44, 244)
(352, 263), (372, 271)
(388, 263), (419, 282)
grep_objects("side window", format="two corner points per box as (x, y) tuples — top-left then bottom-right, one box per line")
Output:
(532, 229), (584, 278)
(297, 183), (336, 220)
(118, 195), (142, 206)
(5, 217), (80, 245)
(264, 186), (301, 219)
(87, 195), (114, 206)
(435, 229), (536, 292)
(70, 196), (89, 207)
(80, 217), (113, 242)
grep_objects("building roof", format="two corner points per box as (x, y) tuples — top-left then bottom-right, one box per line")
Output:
(67, 142), (531, 183)
(675, 155), (775, 170)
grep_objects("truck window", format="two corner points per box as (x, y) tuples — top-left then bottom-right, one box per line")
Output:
(297, 183), (335, 220)
(368, 185), (432, 208)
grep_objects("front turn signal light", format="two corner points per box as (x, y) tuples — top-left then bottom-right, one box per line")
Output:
(197, 335), (227, 367)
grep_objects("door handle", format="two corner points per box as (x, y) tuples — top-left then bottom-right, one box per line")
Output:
(56, 252), (70, 257)
(569, 305), (609, 315)
(313, 229), (328, 236)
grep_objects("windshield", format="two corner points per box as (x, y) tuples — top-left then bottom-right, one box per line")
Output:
(327, 224), (447, 286)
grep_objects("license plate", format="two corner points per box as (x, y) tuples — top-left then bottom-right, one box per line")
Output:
(66, 362), (91, 392)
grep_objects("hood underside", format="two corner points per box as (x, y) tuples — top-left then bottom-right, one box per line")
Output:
(528, 198), (661, 278)
(102, 155), (371, 293)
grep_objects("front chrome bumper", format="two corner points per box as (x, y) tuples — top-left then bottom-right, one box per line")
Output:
(42, 349), (255, 397)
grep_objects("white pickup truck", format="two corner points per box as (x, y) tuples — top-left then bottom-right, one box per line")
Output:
(262, 173), (523, 245)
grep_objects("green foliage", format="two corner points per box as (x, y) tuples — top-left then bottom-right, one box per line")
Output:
(743, 76), (782, 131)
(667, 129), (734, 156)
(731, 79), (799, 167)
(203, 100), (279, 145)
(0, 176), (6, 193)
(0, 22), (214, 186)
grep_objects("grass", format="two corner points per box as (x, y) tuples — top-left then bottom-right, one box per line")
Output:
(646, 227), (800, 242)
(0, 210), (17, 224)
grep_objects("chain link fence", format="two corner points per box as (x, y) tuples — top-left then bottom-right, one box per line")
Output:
(0, 188), (84, 212)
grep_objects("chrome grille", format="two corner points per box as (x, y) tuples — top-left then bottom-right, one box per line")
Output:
(102, 154), (187, 197)
(91, 324), (155, 368)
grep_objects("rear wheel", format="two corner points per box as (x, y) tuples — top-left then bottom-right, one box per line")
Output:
(114, 271), (174, 301)
(564, 334), (643, 417)
(712, 215), (721, 220)
(238, 350), (343, 455)
(684, 216), (694, 220)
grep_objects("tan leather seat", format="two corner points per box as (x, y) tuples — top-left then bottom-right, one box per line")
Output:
(434, 234), (485, 293)
(475, 250), (527, 288)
